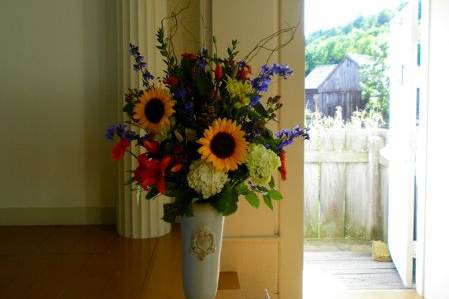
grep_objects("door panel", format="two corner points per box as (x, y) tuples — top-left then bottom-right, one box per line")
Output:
(211, 1), (304, 298)
(423, 0), (449, 298)
(387, 1), (419, 287)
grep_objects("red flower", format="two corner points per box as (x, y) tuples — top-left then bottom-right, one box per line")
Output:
(279, 150), (287, 180)
(237, 63), (252, 81)
(112, 138), (130, 161)
(214, 63), (223, 81)
(143, 140), (158, 154)
(163, 75), (178, 86)
(171, 163), (183, 173)
(133, 154), (172, 193)
(181, 52), (197, 60)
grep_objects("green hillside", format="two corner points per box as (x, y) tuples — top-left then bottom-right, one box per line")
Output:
(305, 9), (395, 75)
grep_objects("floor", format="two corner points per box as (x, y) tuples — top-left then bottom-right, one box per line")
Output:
(0, 226), (423, 299)
(303, 240), (420, 299)
(0, 225), (240, 299)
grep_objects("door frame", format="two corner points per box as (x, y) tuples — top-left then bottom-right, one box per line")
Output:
(415, 0), (430, 295)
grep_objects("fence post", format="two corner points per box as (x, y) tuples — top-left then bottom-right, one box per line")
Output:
(368, 135), (385, 240)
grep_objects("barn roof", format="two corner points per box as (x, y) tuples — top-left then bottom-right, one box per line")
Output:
(305, 64), (338, 90)
(346, 53), (373, 66)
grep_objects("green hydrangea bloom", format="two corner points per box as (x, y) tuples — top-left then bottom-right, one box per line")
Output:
(187, 160), (229, 199)
(245, 144), (280, 187)
(226, 78), (253, 108)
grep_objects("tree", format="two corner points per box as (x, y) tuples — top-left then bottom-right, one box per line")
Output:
(359, 42), (390, 124)
(377, 10), (393, 26)
(352, 16), (364, 29)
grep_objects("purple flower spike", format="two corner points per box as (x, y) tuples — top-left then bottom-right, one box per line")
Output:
(276, 125), (309, 149)
(128, 43), (154, 87)
(251, 63), (294, 105)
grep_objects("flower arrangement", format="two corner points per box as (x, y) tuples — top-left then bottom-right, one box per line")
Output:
(106, 27), (309, 223)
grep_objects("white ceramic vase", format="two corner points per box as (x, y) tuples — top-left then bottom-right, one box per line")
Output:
(180, 204), (225, 299)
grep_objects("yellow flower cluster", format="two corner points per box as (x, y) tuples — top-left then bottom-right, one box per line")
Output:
(226, 78), (253, 108)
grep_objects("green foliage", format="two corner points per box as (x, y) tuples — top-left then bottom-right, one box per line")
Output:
(267, 189), (283, 201)
(145, 186), (159, 200)
(212, 183), (238, 216)
(359, 43), (390, 123)
(263, 193), (273, 210)
(244, 192), (260, 208)
(306, 106), (384, 129)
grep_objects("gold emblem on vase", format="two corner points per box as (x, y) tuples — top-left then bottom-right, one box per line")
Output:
(190, 227), (215, 261)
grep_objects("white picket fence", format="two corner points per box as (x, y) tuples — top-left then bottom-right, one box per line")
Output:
(304, 128), (389, 240)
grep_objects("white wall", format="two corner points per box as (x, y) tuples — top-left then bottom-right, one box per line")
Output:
(423, 0), (449, 298)
(0, 0), (118, 223)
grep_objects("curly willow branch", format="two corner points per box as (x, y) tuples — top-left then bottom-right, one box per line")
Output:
(160, 0), (192, 61)
(243, 22), (300, 64)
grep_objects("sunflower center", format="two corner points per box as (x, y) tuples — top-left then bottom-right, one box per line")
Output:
(144, 98), (165, 124)
(210, 132), (236, 159)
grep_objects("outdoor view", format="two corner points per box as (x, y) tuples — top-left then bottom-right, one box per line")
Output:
(304, 0), (422, 298)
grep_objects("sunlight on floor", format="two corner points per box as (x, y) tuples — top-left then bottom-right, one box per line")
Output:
(304, 269), (421, 299)
(304, 277), (422, 299)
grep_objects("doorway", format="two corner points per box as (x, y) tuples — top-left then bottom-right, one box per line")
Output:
(303, 0), (425, 298)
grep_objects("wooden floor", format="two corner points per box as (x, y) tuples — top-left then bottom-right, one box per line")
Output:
(303, 240), (422, 299)
(0, 225), (241, 299)
(0, 226), (423, 299)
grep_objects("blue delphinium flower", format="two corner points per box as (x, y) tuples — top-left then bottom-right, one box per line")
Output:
(128, 43), (154, 87)
(182, 102), (195, 122)
(184, 102), (194, 111)
(250, 94), (261, 106)
(174, 87), (188, 100)
(196, 48), (208, 69)
(105, 124), (117, 140)
(276, 125), (309, 149)
(271, 64), (293, 78)
(143, 70), (154, 81)
(251, 63), (293, 105)
(105, 124), (140, 142)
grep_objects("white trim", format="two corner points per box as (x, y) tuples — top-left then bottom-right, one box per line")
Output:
(415, 0), (431, 295)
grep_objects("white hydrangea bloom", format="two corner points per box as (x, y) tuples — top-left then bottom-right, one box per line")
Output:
(187, 160), (229, 199)
(245, 143), (281, 187)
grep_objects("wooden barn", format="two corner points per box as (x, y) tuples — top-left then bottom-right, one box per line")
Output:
(305, 54), (372, 120)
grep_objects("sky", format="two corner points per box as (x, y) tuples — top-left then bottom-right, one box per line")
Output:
(305, 0), (405, 36)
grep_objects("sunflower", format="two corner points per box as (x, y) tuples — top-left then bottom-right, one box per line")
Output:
(133, 88), (175, 133)
(198, 118), (248, 171)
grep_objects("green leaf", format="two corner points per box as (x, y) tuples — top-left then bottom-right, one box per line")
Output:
(245, 191), (260, 208)
(163, 182), (178, 197)
(268, 189), (283, 201)
(254, 103), (269, 118)
(162, 203), (178, 223)
(174, 130), (184, 142)
(269, 177), (275, 188)
(263, 194), (273, 210)
(145, 186), (159, 200)
(236, 182), (249, 195)
(213, 184), (238, 216)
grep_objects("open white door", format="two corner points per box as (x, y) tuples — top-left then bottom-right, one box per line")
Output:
(423, 1), (449, 298)
(387, 1), (419, 288)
